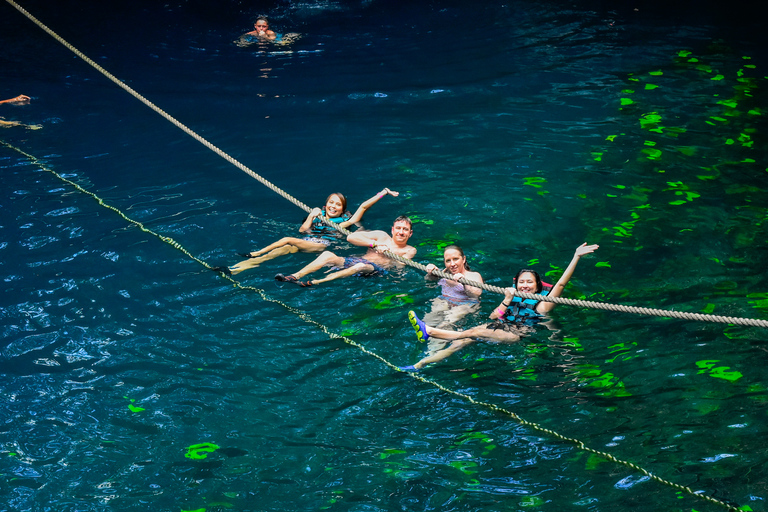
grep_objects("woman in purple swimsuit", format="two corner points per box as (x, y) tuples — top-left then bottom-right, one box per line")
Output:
(422, 245), (484, 328)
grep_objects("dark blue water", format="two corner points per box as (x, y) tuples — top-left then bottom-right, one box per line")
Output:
(2, 1), (768, 511)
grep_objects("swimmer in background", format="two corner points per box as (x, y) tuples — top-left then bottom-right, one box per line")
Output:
(1, 94), (42, 130)
(246, 16), (277, 41)
(235, 16), (302, 47)
(403, 243), (598, 371)
(225, 188), (399, 275)
(422, 245), (484, 328)
(275, 216), (416, 287)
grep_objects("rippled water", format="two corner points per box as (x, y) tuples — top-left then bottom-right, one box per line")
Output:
(2, 1), (767, 511)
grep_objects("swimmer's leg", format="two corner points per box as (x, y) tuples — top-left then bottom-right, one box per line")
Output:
(422, 298), (450, 328)
(408, 311), (431, 342)
(284, 251), (345, 282)
(420, 323), (518, 343)
(248, 237), (325, 258)
(414, 338), (475, 369)
(230, 238), (326, 274)
(306, 262), (372, 286)
(440, 303), (479, 328)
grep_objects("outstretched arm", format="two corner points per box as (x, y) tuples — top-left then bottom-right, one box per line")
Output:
(0, 95), (31, 105)
(340, 188), (399, 228)
(347, 229), (389, 248)
(537, 243), (598, 314)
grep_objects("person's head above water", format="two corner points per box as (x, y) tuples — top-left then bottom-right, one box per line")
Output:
(324, 193), (347, 217)
(443, 244), (471, 273)
(514, 268), (543, 294)
(254, 16), (270, 31)
(390, 215), (413, 246)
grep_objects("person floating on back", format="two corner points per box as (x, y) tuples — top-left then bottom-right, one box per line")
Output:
(275, 215), (417, 287)
(221, 188), (399, 276)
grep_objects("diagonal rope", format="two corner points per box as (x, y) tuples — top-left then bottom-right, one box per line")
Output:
(7, 0), (768, 329)
(0, 138), (742, 512)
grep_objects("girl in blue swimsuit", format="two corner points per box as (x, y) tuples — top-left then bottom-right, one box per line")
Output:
(228, 188), (398, 275)
(404, 243), (599, 370)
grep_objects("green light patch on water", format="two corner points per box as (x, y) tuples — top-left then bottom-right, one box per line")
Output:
(449, 460), (479, 475)
(573, 365), (632, 397)
(562, 336), (583, 351)
(407, 214), (434, 225)
(664, 181), (700, 205)
(123, 397), (145, 413)
(379, 448), (407, 459)
(185, 443), (220, 460)
(605, 341), (637, 363)
(519, 496), (545, 508)
(372, 293), (413, 310)
(585, 453), (610, 470)
(696, 360), (743, 382)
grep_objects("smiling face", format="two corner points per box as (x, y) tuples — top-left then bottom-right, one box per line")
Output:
(515, 271), (540, 293)
(443, 248), (467, 275)
(390, 219), (413, 245)
(324, 194), (345, 218)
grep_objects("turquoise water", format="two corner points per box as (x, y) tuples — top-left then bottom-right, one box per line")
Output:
(2, 1), (767, 511)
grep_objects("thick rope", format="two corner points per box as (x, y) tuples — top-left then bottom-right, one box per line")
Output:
(0, 139), (742, 512)
(7, 0), (768, 330)
(5, 0), (311, 215)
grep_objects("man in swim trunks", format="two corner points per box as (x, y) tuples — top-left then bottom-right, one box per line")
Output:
(275, 215), (417, 287)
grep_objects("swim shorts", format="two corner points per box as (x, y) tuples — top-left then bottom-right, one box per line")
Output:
(343, 256), (386, 277)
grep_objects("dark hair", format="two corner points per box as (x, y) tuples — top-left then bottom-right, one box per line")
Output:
(255, 15), (269, 23)
(443, 244), (471, 271)
(324, 192), (347, 213)
(392, 215), (412, 229)
(514, 268), (543, 293)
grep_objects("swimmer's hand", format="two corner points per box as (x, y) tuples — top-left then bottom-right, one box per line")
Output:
(5, 94), (31, 105)
(504, 287), (516, 301)
(382, 187), (399, 197)
(574, 242), (599, 258)
(310, 207), (323, 218)
(425, 263), (438, 274)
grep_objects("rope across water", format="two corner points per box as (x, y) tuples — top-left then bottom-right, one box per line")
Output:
(7, 0), (767, 329)
(0, 139), (744, 512)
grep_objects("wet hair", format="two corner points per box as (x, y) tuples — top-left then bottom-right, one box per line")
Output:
(443, 244), (471, 271)
(324, 192), (347, 213)
(514, 268), (543, 293)
(392, 215), (412, 230)
(255, 15), (269, 24)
